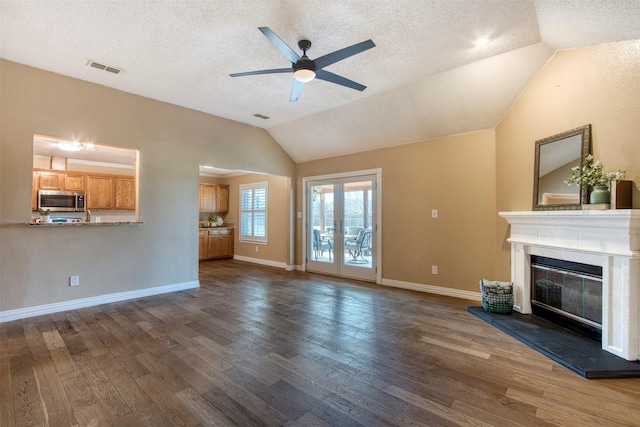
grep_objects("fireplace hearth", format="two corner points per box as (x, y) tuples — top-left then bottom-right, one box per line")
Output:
(500, 210), (640, 361)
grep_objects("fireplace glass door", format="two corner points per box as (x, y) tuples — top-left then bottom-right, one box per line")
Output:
(531, 257), (602, 328)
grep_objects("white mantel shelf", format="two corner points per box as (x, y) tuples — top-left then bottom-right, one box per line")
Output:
(500, 210), (640, 257)
(500, 209), (640, 361)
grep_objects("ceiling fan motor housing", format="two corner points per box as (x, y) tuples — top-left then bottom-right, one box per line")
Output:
(293, 57), (316, 72)
(294, 40), (315, 72)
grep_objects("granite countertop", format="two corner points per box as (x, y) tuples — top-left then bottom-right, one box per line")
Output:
(199, 223), (234, 229)
(28, 221), (144, 227)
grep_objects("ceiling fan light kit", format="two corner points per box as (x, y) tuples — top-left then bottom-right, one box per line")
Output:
(230, 27), (374, 101)
(293, 69), (316, 83)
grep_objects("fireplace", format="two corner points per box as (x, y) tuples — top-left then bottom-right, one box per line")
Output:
(500, 210), (640, 361)
(531, 255), (602, 341)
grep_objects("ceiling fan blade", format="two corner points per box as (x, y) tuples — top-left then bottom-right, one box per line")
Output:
(290, 79), (305, 102)
(315, 70), (366, 91)
(259, 27), (301, 64)
(313, 39), (375, 69)
(229, 68), (292, 77)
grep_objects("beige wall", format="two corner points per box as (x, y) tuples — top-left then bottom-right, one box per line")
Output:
(2, 39), (638, 314)
(223, 173), (291, 265)
(495, 40), (640, 279)
(0, 59), (295, 312)
(296, 129), (497, 293)
(295, 39), (639, 293)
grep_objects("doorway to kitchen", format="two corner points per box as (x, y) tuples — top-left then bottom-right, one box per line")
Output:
(303, 169), (380, 282)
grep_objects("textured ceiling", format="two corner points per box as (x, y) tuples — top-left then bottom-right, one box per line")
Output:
(1, 1), (639, 163)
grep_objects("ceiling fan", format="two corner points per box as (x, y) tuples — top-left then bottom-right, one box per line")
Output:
(229, 27), (375, 102)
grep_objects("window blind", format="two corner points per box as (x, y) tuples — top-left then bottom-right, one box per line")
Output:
(239, 182), (268, 243)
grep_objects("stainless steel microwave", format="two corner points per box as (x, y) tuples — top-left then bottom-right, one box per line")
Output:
(38, 190), (86, 212)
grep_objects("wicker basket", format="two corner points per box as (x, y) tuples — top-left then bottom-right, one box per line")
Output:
(480, 279), (513, 314)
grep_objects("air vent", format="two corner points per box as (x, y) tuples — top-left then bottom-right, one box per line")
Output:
(253, 114), (270, 120)
(89, 61), (106, 70)
(87, 60), (123, 74)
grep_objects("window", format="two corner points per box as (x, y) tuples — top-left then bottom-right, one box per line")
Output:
(239, 182), (268, 243)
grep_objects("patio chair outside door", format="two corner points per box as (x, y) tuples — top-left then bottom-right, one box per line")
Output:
(305, 173), (377, 282)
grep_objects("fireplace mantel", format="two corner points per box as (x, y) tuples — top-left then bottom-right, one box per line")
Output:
(500, 210), (640, 361)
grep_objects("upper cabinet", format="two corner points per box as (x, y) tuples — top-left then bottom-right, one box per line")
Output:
(114, 177), (135, 210)
(199, 184), (229, 213)
(64, 173), (85, 191)
(86, 175), (114, 209)
(32, 170), (135, 211)
(32, 171), (88, 210)
(86, 175), (136, 210)
(36, 171), (86, 191)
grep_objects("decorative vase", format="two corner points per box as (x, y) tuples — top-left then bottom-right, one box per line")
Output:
(589, 186), (610, 204)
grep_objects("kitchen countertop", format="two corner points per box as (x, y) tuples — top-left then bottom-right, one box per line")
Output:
(27, 221), (144, 227)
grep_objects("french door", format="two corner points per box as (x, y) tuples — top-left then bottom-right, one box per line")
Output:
(305, 173), (377, 281)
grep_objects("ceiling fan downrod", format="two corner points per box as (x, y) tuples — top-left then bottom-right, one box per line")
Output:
(293, 39), (316, 82)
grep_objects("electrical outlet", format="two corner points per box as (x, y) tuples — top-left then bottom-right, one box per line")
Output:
(431, 209), (438, 218)
(255, 246), (259, 252)
(95, 216), (101, 223)
(69, 276), (80, 286)
(431, 266), (438, 275)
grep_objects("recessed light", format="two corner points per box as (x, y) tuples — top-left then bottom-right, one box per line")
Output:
(474, 36), (490, 47)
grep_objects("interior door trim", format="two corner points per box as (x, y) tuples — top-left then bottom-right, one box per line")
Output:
(302, 168), (382, 284)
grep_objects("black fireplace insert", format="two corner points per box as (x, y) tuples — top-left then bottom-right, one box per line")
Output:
(531, 255), (603, 341)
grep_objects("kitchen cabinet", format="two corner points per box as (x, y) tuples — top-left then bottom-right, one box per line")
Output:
(32, 172), (38, 210)
(114, 177), (135, 210)
(199, 184), (229, 213)
(199, 230), (208, 260)
(35, 171), (85, 191)
(32, 171), (86, 210)
(87, 176), (114, 209)
(38, 172), (62, 190)
(199, 228), (234, 260)
(32, 169), (134, 211)
(87, 175), (135, 210)
(63, 173), (85, 191)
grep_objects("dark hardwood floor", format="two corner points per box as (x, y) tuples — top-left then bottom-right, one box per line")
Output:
(2, 259), (640, 426)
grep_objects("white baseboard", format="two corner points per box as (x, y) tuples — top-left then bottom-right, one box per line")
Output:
(380, 278), (481, 302)
(233, 255), (294, 270)
(0, 280), (200, 323)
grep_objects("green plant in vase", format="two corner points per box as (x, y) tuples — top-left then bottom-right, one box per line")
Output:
(564, 155), (626, 204)
(38, 208), (51, 223)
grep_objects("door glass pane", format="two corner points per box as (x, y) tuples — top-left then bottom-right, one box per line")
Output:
(309, 184), (335, 264)
(342, 180), (373, 269)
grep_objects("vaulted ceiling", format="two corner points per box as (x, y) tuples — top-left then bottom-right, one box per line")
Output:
(1, 1), (639, 163)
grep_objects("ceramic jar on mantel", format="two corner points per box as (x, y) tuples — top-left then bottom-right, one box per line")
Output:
(589, 186), (611, 204)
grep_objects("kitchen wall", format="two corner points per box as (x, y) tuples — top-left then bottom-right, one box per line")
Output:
(0, 59), (295, 315)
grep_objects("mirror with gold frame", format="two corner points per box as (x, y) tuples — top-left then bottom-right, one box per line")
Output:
(532, 124), (591, 211)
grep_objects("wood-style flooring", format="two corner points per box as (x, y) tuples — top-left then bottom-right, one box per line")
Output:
(2, 259), (639, 426)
